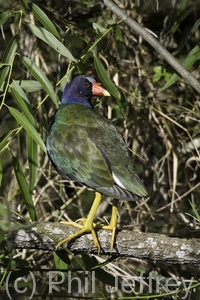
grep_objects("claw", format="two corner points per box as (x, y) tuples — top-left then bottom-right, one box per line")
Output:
(56, 193), (118, 254)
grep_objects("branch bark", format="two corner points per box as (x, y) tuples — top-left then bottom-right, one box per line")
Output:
(2, 220), (200, 266)
(102, 0), (200, 94)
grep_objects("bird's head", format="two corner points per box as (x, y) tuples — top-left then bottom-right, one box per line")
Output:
(61, 75), (110, 107)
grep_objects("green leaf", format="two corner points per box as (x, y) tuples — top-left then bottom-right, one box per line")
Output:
(19, 0), (28, 14)
(32, 4), (60, 38)
(10, 85), (35, 126)
(9, 222), (37, 233)
(180, 45), (200, 69)
(28, 24), (76, 62)
(22, 56), (57, 105)
(7, 268), (33, 280)
(53, 252), (69, 269)
(93, 22), (106, 33)
(94, 55), (121, 100)
(0, 130), (14, 152)
(12, 156), (37, 221)
(0, 159), (2, 187)
(0, 35), (18, 90)
(189, 200), (200, 222)
(62, 32), (84, 49)
(82, 254), (120, 287)
(0, 63), (9, 68)
(8, 106), (46, 153)
(0, 201), (10, 243)
(26, 134), (38, 193)
(10, 80), (43, 92)
(159, 45), (200, 92)
(115, 26), (123, 41)
(0, 217), (9, 243)
(10, 280), (32, 288)
(0, 223), (9, 234)
(107, 20), (116, 25)
(10, 80), (29, 102)
(172, 19), (200, 56)
(153, 66), (163, 82)
(0, 203), (9, 221)
(0, 11), (12, 26)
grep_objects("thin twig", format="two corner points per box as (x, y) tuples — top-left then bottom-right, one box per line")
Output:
(102, 0), (200, 93)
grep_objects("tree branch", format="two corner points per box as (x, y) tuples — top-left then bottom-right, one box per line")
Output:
(102, 0), (200, 94)
(2, 220), (200, 266)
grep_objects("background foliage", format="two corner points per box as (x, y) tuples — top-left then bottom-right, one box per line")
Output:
(0, 0), (200, 299)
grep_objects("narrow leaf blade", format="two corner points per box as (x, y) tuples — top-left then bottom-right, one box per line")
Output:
(12, 156), (37, 221)
(19, 0), (28, 14)
(159, 45), (200, 92)
(82, 254), (120, 287)
(8, 106), (46, 153)
(28, 24), (76, 61)
(0, 35), (18, 89)
(0, 159), (2, 187)
(53, 252), (69, 269)
(10, 80), (43, 92)
(94, 55), (121, 100)
(10, 86), (35, 126)
(0, 11), (12, 27)
(0, 203), (9, 222)
(26, 134), (38, 192)
(22, 56), (57, 105)
(32, 4), (60, 38)
(0, 130), (14, 152)
(10, 80), (29, 102)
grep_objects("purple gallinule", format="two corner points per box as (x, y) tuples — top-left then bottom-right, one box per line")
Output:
(46, 75), (147, 253)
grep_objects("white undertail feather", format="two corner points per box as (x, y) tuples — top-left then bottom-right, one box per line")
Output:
(112, 172), (126, 189)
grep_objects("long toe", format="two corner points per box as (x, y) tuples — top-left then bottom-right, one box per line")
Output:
(56, 220), (101, 253)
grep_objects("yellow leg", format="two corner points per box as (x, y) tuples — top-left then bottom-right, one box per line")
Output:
(101, 199), (118, 252)
(56, 192), (102, 253)
(57, 193), (118, 254)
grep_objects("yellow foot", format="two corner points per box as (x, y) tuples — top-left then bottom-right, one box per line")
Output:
(56, 192), (103, 253)
(56, 218), (101, 253)
(55, 193), (118, 254)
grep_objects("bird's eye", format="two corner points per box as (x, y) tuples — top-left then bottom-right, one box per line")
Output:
(84, 82), (89, 87)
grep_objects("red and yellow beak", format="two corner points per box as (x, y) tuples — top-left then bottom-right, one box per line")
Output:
(92, 81), (110, 97)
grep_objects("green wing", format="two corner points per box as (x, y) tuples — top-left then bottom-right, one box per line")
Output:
(47, 104), (147, 200)
(47, 111), (114, 188)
